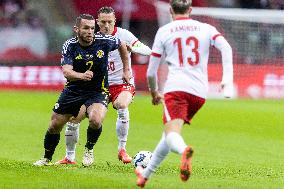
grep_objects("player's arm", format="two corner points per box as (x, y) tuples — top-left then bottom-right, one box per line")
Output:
(123, 30), (152, 56)
(147, 29), (164, 105)
(214, 36), (233, 98)
(147, 53), (163, 105)
(62, 64), (93, 81)
(128, 40), (152, 56)
(61, 40), (93, 81)
(118, 41), (132, 84)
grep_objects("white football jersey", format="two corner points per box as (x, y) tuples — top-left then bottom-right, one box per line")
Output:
(151, 17), (223, 98)
(108, 27), (138, 86)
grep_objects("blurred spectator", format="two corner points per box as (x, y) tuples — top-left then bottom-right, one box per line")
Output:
(214, 0), (238, 8)
(0, 9), (48, 58)
(239, 0), (270, 9)
(192, 0), (207, 7)
(270, 0), (284, 9)
(0, 0), (25, 18)
(238, 0), (284, 9)
(25, 9), (43, 29)
(6, 11), (21, 27)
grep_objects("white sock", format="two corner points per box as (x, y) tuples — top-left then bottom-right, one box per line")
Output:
(65, 122), (80, 161)
(166, 132), (187, 155)
(116, 108), (129, 150)
(142, 133), (170, 179)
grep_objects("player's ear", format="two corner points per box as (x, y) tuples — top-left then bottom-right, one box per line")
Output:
(73, 26), (78, 33)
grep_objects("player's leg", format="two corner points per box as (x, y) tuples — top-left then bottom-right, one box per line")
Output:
(135, 91), (204, 185)
(56, 105), (86, 165)
(113, 90), (133, 163)
(135, 119), (185, 187)
(135, 132), (170, 187)
(164, 92), (205, 181)
(34, 112), (72, 166)
(34, 88), (86, 166)
(162, 92), (193, 181)
(164, 119), (194, 182)
(164, 119), (187, 153)
(82, 99), (108, 167)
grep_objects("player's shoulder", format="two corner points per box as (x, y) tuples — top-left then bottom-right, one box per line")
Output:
(159, 21), (173, 31)
(156, 23), (170, 36)
(116, 27), (132, 35)
(95, 33), (117, 42)
(192, 19), (217, 30)
(62, 37), (78, 52)
(115, 27), (137, 39)
(63, 37), (78, 47)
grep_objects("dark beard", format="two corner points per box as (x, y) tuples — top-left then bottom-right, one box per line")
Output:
(78, 33), (93, 44)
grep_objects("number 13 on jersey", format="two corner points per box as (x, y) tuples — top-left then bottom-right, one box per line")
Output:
(174, 36), (199, 66)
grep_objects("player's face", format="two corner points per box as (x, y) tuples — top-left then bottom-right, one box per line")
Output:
(97, 13), (116, 35)
(76, 19), (95, 44)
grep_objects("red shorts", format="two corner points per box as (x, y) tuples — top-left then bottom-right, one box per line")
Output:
(109, 84), (135, 104)
(163, 91), (205, 124)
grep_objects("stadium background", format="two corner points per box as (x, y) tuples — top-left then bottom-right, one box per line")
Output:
(0, 0), (284, 98)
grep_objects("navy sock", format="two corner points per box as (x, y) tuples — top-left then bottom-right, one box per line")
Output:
(44, 131), (60, 160)
(85, 126), (102, 150)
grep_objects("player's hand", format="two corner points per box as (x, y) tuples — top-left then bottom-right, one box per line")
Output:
(81, 70), (93, 81)
(221, 83), (234, 98)
(151, 91), (163, 105)
(122, 69), (132, 84)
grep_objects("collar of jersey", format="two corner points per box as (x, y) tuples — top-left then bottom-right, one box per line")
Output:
(175, 17), (191, 20)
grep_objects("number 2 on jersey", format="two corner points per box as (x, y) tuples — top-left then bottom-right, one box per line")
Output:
(173, 36), (199, 66)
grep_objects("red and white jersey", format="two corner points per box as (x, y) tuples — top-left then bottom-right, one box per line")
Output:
(108, 27), (138, 86)
(151, 17), (225, 98)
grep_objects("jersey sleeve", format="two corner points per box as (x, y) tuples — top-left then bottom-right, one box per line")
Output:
(208, 25), (222, 47)
(108, 35), (121, 51)
(60, 40), (73, 66)
(151, 28), (164, 57)
(123, 29), (138, 46)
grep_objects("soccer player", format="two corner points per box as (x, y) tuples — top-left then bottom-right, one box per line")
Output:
(55, 7), (152, 166)
(135, 0), (233, 187)
(33, 13), (131, 166)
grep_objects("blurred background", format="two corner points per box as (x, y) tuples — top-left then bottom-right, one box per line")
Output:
(0, 0), (283, 98)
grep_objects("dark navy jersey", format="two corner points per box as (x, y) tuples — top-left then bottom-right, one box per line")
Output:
(61, 33), (121, 92)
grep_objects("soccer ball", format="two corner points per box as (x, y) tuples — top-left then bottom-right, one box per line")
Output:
(132, 151), (152, 168)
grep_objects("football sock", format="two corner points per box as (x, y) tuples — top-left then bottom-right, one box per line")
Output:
(116, 108), (129, 150)
(85, 126), (102, 150)
(65, 122), (80, 161)
(166, 132), (187, 154)
(44, 131), (60, 160)
(143, 133), (170, 179)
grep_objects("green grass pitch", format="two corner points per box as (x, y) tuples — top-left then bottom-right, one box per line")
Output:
(0, 90), (283, 189)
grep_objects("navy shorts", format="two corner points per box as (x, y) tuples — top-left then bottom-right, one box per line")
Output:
(52, 88), (109, 117)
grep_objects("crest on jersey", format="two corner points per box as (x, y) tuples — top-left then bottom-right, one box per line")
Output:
(96, 50), (104, 58)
